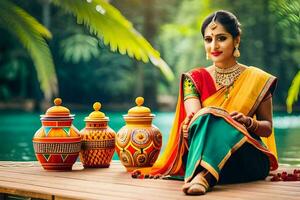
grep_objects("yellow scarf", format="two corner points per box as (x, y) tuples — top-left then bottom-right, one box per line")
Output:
(202, 66), (277, 158)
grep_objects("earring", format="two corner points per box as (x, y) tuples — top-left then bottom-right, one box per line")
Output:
(206, 53), (210, 60)
(233, 45), (240, 58)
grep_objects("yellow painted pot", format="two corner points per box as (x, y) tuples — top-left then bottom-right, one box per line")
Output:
(116, 97), (162, 172)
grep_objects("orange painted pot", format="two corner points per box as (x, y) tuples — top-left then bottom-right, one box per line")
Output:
(79, 102), (116, 168)
(116, 97), (162, 172)
(33, 98), (81, 171)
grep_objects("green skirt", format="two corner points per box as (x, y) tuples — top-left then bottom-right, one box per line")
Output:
(184, 113), (270, 184)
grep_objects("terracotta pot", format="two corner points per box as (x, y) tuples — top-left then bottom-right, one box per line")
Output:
(79, 102), (116, 168)
(33, 98), (81, 170)
(116, 97), (162, 172)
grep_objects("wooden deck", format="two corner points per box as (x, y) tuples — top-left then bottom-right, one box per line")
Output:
(0, 161), (300, 200)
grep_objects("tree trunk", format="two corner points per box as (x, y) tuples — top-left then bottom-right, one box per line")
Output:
(41, 0), (51, 28)
(142, 0), (158, 109)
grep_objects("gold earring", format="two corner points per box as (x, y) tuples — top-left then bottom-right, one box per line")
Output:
(233, 45), (240, 58)
(206, 53), (210, 60)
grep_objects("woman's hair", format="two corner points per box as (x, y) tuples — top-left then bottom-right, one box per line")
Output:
(201, 10), (241, 38)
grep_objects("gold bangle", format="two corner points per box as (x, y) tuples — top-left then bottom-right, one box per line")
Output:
(246, 117), (259, 132)
(247, 118), (259, 132)
(246, 117), (254, 129)
(252, 119), (259, 132)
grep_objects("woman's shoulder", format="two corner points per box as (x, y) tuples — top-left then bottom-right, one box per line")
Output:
(245, 65), (276, 78)
(185, 66), (212, 76)
(183, 66), (214, 88)
(183, 67), (212, 83)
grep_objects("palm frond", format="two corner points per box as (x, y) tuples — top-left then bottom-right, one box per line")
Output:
(270, 0), (300, 30)
(60, 34), (100, 63)
(0, 0), (57, 100)
(52, 0), (174, 81)
(286, 71), (300, 113)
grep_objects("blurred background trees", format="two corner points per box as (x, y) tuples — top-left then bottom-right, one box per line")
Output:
(0, 0), (299, 111)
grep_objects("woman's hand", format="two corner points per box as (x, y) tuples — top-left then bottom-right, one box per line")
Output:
(182, 112), (195, 138)
(230, 111), (250, 127)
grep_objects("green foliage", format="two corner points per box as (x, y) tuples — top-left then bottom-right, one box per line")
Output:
(270, 0), (300, 112)
(287, 71), (300, 113)
(0, 0), (174, 102)
(0, 59), (28, 100)
(52, 0), (174, 81)
(270, 0), (300, 33)
(57, 46), (136, 104)
(158, 0), (215, 94)
(0, 0), (58, 100)
(60, 34), (100, 63)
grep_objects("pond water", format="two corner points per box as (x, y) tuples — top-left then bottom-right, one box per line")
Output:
(0, 111), (299, 166)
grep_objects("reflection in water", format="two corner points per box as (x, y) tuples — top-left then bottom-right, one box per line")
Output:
(273, 116), (300, 129)
(0, 111), (299, 166)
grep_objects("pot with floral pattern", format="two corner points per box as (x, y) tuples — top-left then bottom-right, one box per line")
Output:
(32, 98), (81, 170)
(116, 97), (162, 172)
(79, 102), (116, 168)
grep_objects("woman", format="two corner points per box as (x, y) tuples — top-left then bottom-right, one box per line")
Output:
(133, 10), (278, 195)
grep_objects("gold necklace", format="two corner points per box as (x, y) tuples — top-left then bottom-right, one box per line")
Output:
(214, 63), (242, 98)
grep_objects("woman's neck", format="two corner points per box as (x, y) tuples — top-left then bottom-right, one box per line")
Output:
(214, 58), (237, 69)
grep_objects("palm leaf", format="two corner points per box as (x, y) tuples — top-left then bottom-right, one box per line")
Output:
(270, 0), (300, 30)
(60, 34), (100, 63)
(286, 71), (300, 113)
(52, 0), (174, 81)
(0, 0), (57, 100)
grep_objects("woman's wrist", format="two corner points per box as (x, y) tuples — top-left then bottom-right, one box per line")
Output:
(244, 117), (252, 127)
(245, 117), (259, 132)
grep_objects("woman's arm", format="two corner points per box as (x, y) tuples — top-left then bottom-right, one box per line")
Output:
(230, 96), (273, 137)
(254, 96), (273, 137)
(183, 75), (202, 116)
(184, 98), (202, 117)
(182, 98), (201, 138)
(182, 75), (202, 137)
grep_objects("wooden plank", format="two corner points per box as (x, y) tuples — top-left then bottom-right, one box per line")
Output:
(0, 172), (239, 200)
(0, 180), (134, 200)
(0, 186), (53, 200)
(0, 161), (300, 200)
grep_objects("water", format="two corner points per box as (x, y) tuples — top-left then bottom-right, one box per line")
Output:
(0, 111), (299, 166)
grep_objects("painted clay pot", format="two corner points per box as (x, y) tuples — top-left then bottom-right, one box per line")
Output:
(32, 98), (81, 170)
(116, 97), (162, 172)
(79, 102), (116, 168)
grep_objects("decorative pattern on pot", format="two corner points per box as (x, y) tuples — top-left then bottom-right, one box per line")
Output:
(32, 98), (81, 171)
(116, 97), (162, 172)
(79, 102), (116, 168)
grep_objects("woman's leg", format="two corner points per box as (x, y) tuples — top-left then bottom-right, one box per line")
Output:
(218, 142), (270, 184)
(183, 113), (245, 195)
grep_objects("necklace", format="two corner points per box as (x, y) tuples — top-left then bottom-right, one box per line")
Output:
(214, 63), (242, 98)
(214, 63), (241, 87)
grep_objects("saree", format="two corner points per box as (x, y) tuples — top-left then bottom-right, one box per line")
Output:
(135, 66), (278, 183)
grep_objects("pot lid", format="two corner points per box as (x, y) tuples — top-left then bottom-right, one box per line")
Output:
(44, 98), (71, 117)
(127, 97), (152, 117)
(85, 102), (108, 121)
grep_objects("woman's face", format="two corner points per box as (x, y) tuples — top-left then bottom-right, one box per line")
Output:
(204, 22), (239, 64)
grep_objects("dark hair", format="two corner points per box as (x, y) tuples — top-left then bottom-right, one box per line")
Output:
(201, 10), (241, 38)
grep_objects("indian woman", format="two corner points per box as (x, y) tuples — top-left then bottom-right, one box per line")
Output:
(132, 10), (278, 195)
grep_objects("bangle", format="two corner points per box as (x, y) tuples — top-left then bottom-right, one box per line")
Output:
(245, 117), (252, 128)
(246, 117), (259, 132)
(246, 117), (254, 129)
(252, 120), (259, 132)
